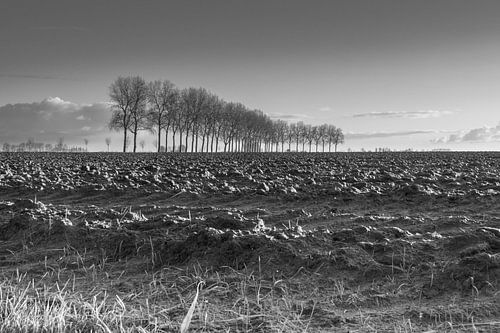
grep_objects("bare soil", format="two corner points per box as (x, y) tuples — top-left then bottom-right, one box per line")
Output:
(0, 152), (499, 332)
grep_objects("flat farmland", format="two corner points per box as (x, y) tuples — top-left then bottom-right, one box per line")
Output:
(0, 152), (499, 332)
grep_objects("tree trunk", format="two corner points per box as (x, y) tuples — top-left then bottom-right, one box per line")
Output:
(179, 131), (183, 152)
(123, 127), (127, 152)
(157, 118), (162, 152)
(133, 123), (138, 152)
(191, 130), (195, 152)
(164, 129), (169, 152)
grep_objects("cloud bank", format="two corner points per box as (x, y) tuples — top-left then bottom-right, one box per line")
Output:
(0, 97), (111, 145)
(345, 130), (435, 140)
(353, 110), (453, 119)
(433, 123), (500, 143)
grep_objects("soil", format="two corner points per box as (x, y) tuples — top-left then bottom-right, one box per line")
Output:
(1, 152), (499, 332)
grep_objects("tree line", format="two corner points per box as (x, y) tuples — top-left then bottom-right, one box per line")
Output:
(2, 137), (87, 153)
(109, 76), (344, 153)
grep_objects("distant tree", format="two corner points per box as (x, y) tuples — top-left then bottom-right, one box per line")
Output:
(109, 77), (135, 152)
(26, 137), (35, 151)
(105, 137), (111, 152)
(147, 80), (178, 152)
(318, 124), (329, 152)
(109, 76), (148, 152)
(139, 140), (145, 152)
(108, 75), (345, 154)
(34, 142), (43, 152)
(45, 143), (53, 152)
(2, 142), (11, 152)
(274, 120), (288, 152)
(312, 126), (322, 152)
(333, 128), (344, 152)
(127, 77), (148, 153)
(181, 87), (210, 152)
(84, 138), (89, 151)
(326, 125), (337, 152)
(304, 125), (315, 152)
(56, 137), (65, 152)
(296, 121), (307, 152)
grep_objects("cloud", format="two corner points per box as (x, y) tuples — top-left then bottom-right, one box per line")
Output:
(353, 110), (453, 119)
(433, 123), (500, 143)
(268, 112), (310, 121)
(346, 130), (435, 140)
(319, 106), (331, 112)
(0, 97), (111, 145)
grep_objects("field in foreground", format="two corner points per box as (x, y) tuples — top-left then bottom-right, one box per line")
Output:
(0, 152), (499, 332)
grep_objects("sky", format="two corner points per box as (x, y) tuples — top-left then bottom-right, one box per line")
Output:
(1, 0), (500, 151)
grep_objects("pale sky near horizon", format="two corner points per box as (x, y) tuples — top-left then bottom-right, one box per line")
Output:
(1, 0), (500, 151)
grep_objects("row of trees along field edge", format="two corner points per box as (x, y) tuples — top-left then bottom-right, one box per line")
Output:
(109, 76), (344, 153)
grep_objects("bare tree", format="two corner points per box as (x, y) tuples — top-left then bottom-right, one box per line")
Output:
(2, 143), (11, 152)
(127, 77), (148, 153)
(312, 126), (323, 152)
(139, 140), (145, 151)
(333, 128), (344, 152)
(109, 76), (345, 154)
(26, 137), (35, 151)
(147, 80), (178, 152)
(56, 137), (65, 152)
(109, 76), (135, 152)
(105, 137), (111, 152)
(84, 138), (89, 151)
(318, 124), (328, 152)
(180, 87), (210, 152)
(296, 121), (307, 152)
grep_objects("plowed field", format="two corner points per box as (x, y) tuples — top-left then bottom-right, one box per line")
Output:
(0, 152), (499, 332)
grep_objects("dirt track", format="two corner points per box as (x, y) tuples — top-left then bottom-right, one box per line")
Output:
(0, 152), (499, 332)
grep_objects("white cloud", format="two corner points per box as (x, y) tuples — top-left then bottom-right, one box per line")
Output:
(319, 106), (331, 112)
(346, 130), (435, 140)
(42, 97), (78, 110)
(268, 112), (310, 121)
(353, 110), (453, 119)
(433, 123), (500, 143)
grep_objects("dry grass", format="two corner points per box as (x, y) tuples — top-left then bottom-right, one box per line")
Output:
(0, 246), (319, 333)
(1, 250), (499, 333)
